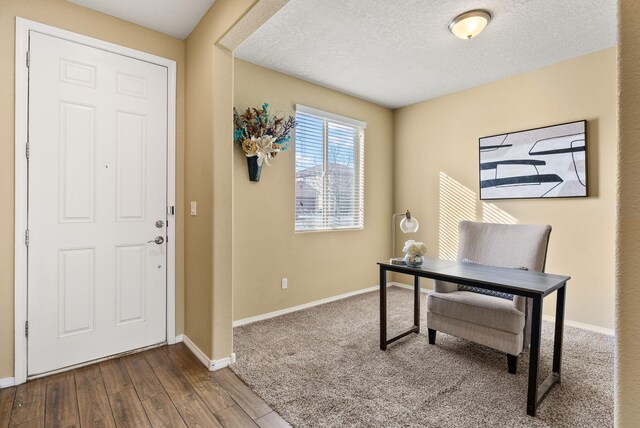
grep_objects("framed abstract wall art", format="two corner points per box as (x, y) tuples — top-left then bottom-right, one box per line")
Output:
(479, 120), (587, 200)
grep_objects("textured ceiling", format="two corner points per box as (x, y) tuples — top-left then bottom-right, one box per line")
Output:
(235, 0), (617, 108)
(66, 0), (215, 39)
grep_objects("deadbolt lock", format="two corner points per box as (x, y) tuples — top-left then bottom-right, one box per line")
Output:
(155, 220), (164, 228)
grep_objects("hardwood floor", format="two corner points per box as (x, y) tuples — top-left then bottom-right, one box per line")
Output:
(0, 343), (290, 428)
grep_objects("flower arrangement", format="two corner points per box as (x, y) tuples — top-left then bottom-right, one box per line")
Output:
(403, 240), (427, 267)
(233, 103), (296, 168)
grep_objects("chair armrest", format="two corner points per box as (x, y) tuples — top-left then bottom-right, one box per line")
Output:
(513, 295), (527, 313)
(433, 280), (458, 293)
(513, 295), (533, 349)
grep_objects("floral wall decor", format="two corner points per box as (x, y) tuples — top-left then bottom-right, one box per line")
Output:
(233, 103), (296, 182)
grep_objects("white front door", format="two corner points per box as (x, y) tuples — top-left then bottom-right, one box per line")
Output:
(27, 31), (168, 376)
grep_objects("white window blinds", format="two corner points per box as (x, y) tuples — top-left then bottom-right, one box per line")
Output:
(295, 105), (365, 232)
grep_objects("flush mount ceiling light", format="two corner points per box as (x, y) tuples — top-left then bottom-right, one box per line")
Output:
(448, 9), (492, 40)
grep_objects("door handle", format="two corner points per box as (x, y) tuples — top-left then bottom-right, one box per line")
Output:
(147, 236), (164, 245)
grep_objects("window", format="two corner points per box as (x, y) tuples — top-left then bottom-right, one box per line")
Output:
(295, 105), (365, 232)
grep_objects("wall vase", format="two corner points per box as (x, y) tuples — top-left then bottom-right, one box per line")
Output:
(247, 156), (262, 182)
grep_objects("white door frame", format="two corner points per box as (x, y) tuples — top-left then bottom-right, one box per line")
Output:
(14, 17), (177, 385)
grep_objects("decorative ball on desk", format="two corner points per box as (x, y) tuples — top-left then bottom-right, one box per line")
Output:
(403, 240), (427, 267)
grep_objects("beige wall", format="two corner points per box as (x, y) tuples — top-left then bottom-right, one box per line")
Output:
(0, 0), (186, 379)
(233, 60), (394, 321)
(0, 1), (626, 401)
(394, 48), (617, 330)
(616, 1), (640, 425)
(184, 0), (256, 359)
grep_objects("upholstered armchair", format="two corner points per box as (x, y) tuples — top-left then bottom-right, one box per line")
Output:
(426, 221), (552, 373)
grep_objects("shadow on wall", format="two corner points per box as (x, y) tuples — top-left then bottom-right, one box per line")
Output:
(438, 172), (518, 261)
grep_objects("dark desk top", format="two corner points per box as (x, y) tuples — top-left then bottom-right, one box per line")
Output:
(378, 258), (570, 297)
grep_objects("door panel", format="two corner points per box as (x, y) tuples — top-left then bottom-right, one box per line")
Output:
(59, 102), (96, 222)
(28, 31), (168, 376)
(58, 248), (95, 337)
(116, 111), (146, 221)
(115, 245), (146, 325)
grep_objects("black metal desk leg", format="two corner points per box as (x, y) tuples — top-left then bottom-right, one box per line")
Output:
(380, 267), (387, 350)
(527, 296), (543, 417)
(414, 276), (420, 333)
(553, 283), (566, 376)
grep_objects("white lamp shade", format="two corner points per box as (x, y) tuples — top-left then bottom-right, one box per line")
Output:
(449, 10), (491, 40)
(400, 216), (419, 233)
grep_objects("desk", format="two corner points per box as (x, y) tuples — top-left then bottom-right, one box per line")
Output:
(378, 258), (570, 417)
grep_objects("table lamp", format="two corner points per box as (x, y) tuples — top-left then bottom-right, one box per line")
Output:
(391, 210), (419, 263)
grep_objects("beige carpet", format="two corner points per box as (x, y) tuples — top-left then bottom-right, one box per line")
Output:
(231, 287), (613, 427)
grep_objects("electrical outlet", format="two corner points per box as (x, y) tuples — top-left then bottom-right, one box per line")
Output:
(281, 277), (288, 289)
(190, 201), (197, 216)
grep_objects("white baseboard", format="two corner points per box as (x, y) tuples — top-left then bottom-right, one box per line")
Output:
(542, 315), (614, 336)
(0, 377), (15, 389)
(211, 353), (236, 371)
(181, 335), (211, 369)
(233, 285), (382, 327)
(393, 281), (615, 336)
(181, 334), (235, 371)
(174, 334), (184, 343)
(391, 282), (432, 293)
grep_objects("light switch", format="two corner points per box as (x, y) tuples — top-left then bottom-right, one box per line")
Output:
(190, 201), (197, 216)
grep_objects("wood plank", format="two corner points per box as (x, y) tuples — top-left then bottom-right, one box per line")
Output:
(175, 398), (223, 428)
(141, 393), (186, 428)
(75, 365), (103, 383)
(152, 364), (197, 404)
(188, 376), (235, 415)
(165, 345), (206, 376)
(255, 412), (291, 428)
(144, 347), (172, 369)
(122, 357), (163, 401)
(109, 388), (150, 428)
(75, 365), (116, 428)
(0, 388), (15, 412)
(120, 352), (146, 363)
(165, 345), (234, 414)
(44, 375), (79, 427)
(99, 359), (133, 396)
(9, 417), (44, 428)
(0, 411), (8, 428)
(43, 371), (74, 385)
(9, 379), (45, 426)
(2, 347), (279, 428)
(0, 388), (16, 428)
(214, 405), (258, 428)
(211, 369), (271, 420)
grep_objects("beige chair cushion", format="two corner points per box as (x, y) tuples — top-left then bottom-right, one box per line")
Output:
(427, 311), (524, 356)
(427, 290), (525, 334)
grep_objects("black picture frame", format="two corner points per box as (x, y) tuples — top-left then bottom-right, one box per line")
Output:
(479, 120), (588, 200)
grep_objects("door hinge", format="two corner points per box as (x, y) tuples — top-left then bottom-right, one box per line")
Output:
(26, 142), (29, 159)
(167, 206), (175, 215)
(25, 321), (29, 338)
(26, 51), (30, 68)
(25, 229), (29, 247)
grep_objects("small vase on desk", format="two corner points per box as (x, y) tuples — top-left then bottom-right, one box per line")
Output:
(404, 254), (424, 267)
